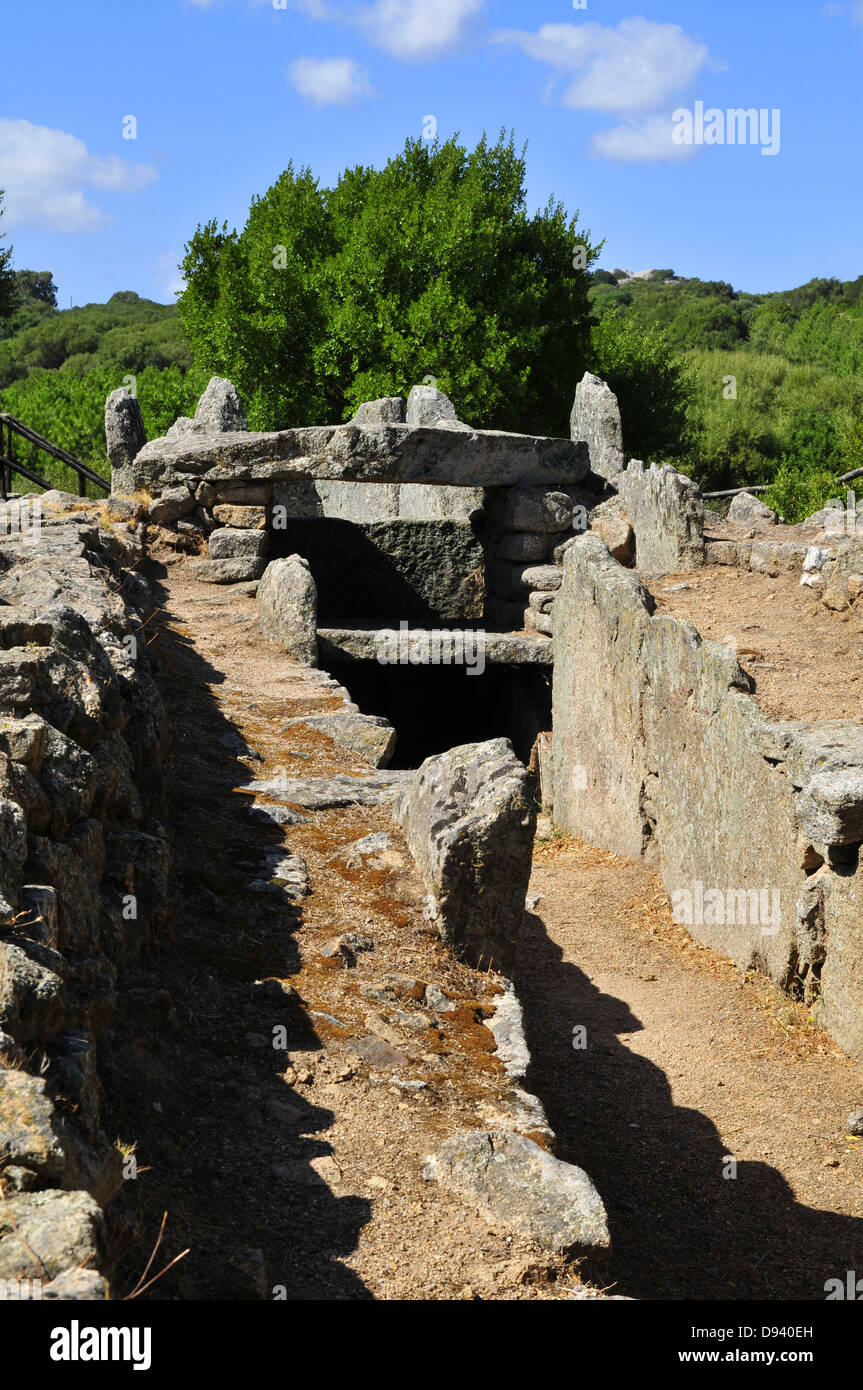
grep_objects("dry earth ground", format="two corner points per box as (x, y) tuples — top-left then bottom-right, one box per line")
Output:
(101, 554), (863, 1301)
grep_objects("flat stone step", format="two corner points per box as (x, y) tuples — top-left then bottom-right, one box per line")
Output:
(318, 627), (553, 666)
(244, 771), (414, 810)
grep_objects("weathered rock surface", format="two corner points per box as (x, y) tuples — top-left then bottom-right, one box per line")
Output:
(570, 371), (624, 481)
(589, 495), (635, 565)
(405, 385), (468, 430)
(616, 460), (705, 573)
(148, 486), (196, 525)
(497, 532), (554, 562)
(278, 518), (484, 625)
(0, 515), (168, 1293)
(257, 556), (318, 666)
(194, 376), (249, 433)
(351, 397), (406, 425)
(208, 527), (267, 561)
(279, 712), (396, 768)
(503, 488), (573, 534)
(317, 628), (552, 666)
(396, 738), (535, 973)
(0, 937), (67, 1043)
(187, 558), (263, 584)
(0, 1188), (106, 1287)
(245, 771), (413, 810)
(105, 388), (146, 495)
(552, 532), (863, 1058)
(130, 421), (589, 493)
(727, 491), (778, 527)
(426, 1131), (609, 1253)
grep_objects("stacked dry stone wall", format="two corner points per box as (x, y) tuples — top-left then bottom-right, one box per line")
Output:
(0, 492), (169, 1299)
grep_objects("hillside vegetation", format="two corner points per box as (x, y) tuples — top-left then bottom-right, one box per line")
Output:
(1, 164), (860, 519)
(587, 269), (863, 518)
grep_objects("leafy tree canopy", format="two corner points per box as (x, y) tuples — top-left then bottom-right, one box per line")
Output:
(178, 132), (601, 437)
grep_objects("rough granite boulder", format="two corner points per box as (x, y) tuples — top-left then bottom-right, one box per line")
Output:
(0, 1188), (106, 1287)
(208, 527), (267, 562)
(105, 389), (147, 496)
(258, 556), (318, 667)
(590, 497), (636, 565)
(188, 558), (265, 584)
(426, 1130), (609, 1254)
(148, 486), (196, 525)
(570, 372), (624, 481)
(0, 938), (67, 1043)
(405, 385), (468, 430)
(728, 492), (778, 527)
(351, 397), (406, 425)
(504, 488), (573, 534)
(396, 738), (536, 973)
(194, 377), (248, 433)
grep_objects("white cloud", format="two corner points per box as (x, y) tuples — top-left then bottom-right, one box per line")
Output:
(821, 1), (863, 22)
(591, 114), (700, 163)
(0, 119), (157, 233)
(154, 250), (186, 300)
(496, 18), (710, 115)
(288, 56), (375, 105)
(355, 0), (485, 61)
(282, 0), (484, 61)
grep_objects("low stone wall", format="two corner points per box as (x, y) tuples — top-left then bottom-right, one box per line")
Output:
(0, 494), (169, 1298)
(552, 533), (863, 1060)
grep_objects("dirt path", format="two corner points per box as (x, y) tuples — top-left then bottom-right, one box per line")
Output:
(519, 838), (863, 1300)
(100, 562), (580, 1301)
(100, 556), (863, 1303)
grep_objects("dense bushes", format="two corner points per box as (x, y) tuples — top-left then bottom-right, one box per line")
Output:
(179, 133), (599, 438)
(590, 271), (863, 518)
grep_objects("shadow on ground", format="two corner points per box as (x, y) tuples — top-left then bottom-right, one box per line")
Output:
(100, 562), (372, 1300)
(517, 910), (863, 1301)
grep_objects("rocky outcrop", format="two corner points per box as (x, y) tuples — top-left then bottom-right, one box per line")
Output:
(350, 397), (407, 425)
(552, 532), (863, 1058)
(0, 499), (168, 1297)
(257, 556), (318, 666)
(396, 738), (536, 974)
(570, 372), (624, 481)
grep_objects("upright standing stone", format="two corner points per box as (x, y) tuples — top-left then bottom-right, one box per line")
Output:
(406, 385), (469, 430)
(257, 556), (318, 667)
(193, 377), (248, 433)
(570, 372), (624, 481)
(105, 389), (147, 496)
(396, 738), (535, 973)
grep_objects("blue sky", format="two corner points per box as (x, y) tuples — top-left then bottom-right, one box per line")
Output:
(2, 0), (861, 306)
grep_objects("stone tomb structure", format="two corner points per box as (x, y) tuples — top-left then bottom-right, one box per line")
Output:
(108, 379), (597, 639)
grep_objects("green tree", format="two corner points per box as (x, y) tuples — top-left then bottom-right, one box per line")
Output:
(178, 133), (601, 437)
(13, 270), (57, 309)
(589, 314), (692, 464)
(0, 191), (18, 324)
